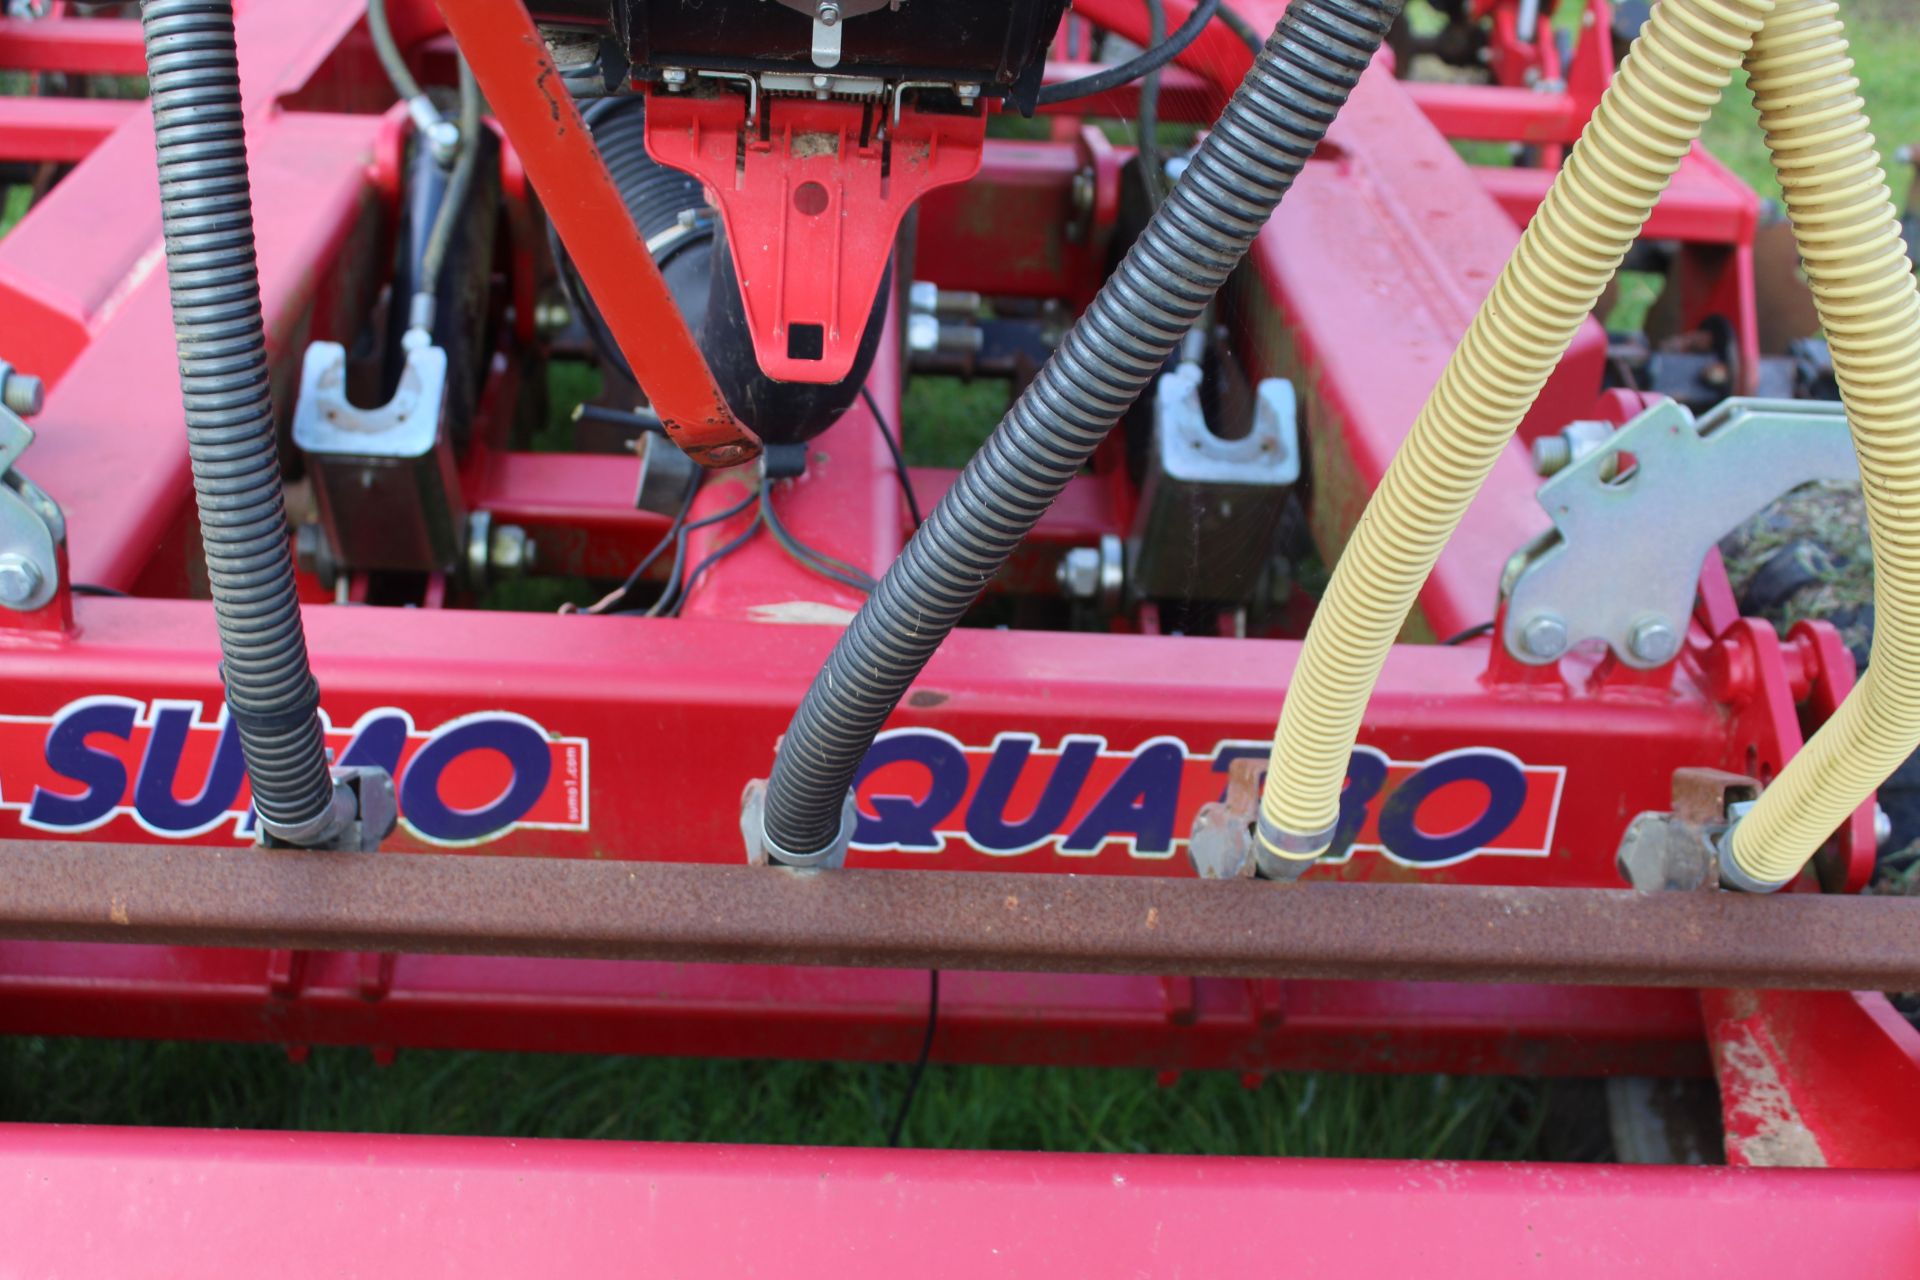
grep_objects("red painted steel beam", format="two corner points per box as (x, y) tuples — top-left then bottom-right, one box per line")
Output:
(0, 16), (145, 76)
(0, 944), (1710, 1076)
(471, 451), (672, 581)
(5, 1125), (1920, 1277)
(1402, 79), (1583, 144)
(1705, 988), (1920, 1169)
(0, 593), (1773, 886)
(1472, 147), (1760, 243)
(0, 95), (136, 163)
(435, 0), (760, 467)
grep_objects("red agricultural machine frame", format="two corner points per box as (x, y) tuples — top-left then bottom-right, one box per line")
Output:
(0, 0), (1916, 1271)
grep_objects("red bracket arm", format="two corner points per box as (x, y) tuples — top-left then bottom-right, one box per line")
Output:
(645, 89), (985, 384)
(435, 0), (760, 467)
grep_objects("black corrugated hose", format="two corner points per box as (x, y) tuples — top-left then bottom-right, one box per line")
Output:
(141, 0), (343, 844)
(761, 0), (1404, 861)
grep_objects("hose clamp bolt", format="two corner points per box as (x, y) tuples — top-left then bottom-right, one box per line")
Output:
(1628, 615), (1680, 666)
(1520, 612), (1569, 660)
(0, 552), (42, 608)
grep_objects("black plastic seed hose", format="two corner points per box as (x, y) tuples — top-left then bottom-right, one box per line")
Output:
(141, 0), (340, 842)
(761, 0), (1404, 860)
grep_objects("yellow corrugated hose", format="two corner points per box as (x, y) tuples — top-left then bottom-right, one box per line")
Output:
(1257, 0), (1778, 866)
(1723, 0), (1920, 887)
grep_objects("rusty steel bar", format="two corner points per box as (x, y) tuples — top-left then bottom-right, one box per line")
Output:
(3, 841), (1920, 990)
(435, 0), (759, 467)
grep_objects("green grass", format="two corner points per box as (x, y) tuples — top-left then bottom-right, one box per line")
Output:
(1701, 0), (1920, 209)
(900, 375), (1010, 466)
(0, 1036), (1572, 1160)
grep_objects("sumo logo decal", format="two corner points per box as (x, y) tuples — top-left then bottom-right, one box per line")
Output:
(0, 698), (587, 847)
(852, 730), (1564, 868)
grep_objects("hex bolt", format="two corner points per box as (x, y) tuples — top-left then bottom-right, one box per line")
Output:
(1057, 547), (1102, 601)
(1628, 616), (1680, 665)
(1520, 612), (1569, 660)
(816, 1), (840, 24)
(1, 371), (44, 418)
(0, 553), (44, 608)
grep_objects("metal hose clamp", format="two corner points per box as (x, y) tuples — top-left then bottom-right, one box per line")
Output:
(760, 789), (858, 870)
(1714, 823), (1791, 895)
(1253, 812), (1337, 882)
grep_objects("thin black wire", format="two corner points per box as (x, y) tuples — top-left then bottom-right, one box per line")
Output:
(646, 489), (761, 617)
(1215, 0), (1266, 52)
(592, 474), (702, 614)
(1035, 0), (1220, 106)
(69, 583), (129, 598)
(761, 489), (879, 593)
(1441, 620), (1497, 646)
(1137, 0), (1169, 209)
(887, 969), (941, 1148)
(859, 385), (923, 529)
(662, 510), (766, 617)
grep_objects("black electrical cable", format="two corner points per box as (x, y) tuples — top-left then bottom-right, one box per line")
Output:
(1035, 0), (1220, 106)
(662, 510), (766, 618)
(573, 403), (666, 435)
(886, 969), (940, 1149)
(1137, 0), (1169, 208)
(1441, 620), (1496, 646)
(69, 583), (129, 598)
(1216, 0), (1266, 52)
(859, 386), (923, 529)
(586, 475), (701, 614)
(761, 491), (879, 594)
(644, 488), (760, 618)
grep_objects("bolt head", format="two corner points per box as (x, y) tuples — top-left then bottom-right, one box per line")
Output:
(426, 119), (462, 164)
(0, 553), (44, 607)
(2, 372), (43, 418)
(817, 1), (840, 23)
(1057, 547), (1102, 600)
(906, 313), (941, 355)
(1520, 612), (1569, 660)
(1628, 616), (1680, 665)
(1530, 435), (1571, 477)
(489, 523), (534, 576)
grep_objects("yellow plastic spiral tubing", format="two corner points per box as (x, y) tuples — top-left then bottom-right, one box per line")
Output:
(1726, 0), (1920, 885)
(1261, 0), (1778, 859)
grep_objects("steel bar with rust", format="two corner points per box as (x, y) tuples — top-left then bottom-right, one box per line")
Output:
(3, 840), (1919, 990)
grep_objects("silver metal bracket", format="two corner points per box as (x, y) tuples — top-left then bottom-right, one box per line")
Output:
(0, 403), (64, 614)
(1502, 398), (1859, 668)
(293, 334), (467, 576)
(767, 0), (900, 69)
(1128, 364), (1300, 604)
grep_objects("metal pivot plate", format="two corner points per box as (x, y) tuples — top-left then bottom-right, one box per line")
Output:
(1502, 398), (1859, 668)
(0, 406), (63, 613)
(292, 339), (449, 458)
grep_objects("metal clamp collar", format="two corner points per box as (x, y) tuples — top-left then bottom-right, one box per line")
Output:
(1714, 824), (1792, 895)
(1253, 811), (1336, 882)
(758, 789), (858, 870)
